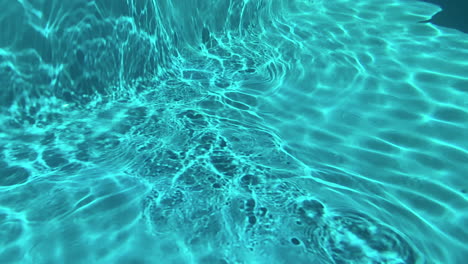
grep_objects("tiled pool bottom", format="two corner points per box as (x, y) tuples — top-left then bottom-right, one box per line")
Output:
(1, 0), (467, 263)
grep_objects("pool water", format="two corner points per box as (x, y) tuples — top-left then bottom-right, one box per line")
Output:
(0, 0), (467, 263)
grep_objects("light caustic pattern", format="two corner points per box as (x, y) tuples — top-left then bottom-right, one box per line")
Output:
(0, 0), (467, 263)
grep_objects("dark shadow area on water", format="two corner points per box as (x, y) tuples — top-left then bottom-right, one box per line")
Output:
(419, 0), (468, 33)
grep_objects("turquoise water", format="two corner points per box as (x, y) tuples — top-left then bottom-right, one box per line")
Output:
(1, 0), (467, 263)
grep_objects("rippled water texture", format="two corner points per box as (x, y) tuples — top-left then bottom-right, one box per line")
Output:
(1, 0), (467, 263)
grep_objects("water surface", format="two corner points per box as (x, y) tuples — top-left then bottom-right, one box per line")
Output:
(1, 0), (467, 263)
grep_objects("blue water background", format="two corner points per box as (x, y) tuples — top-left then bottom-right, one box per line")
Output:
(1, 0), (467, 263)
